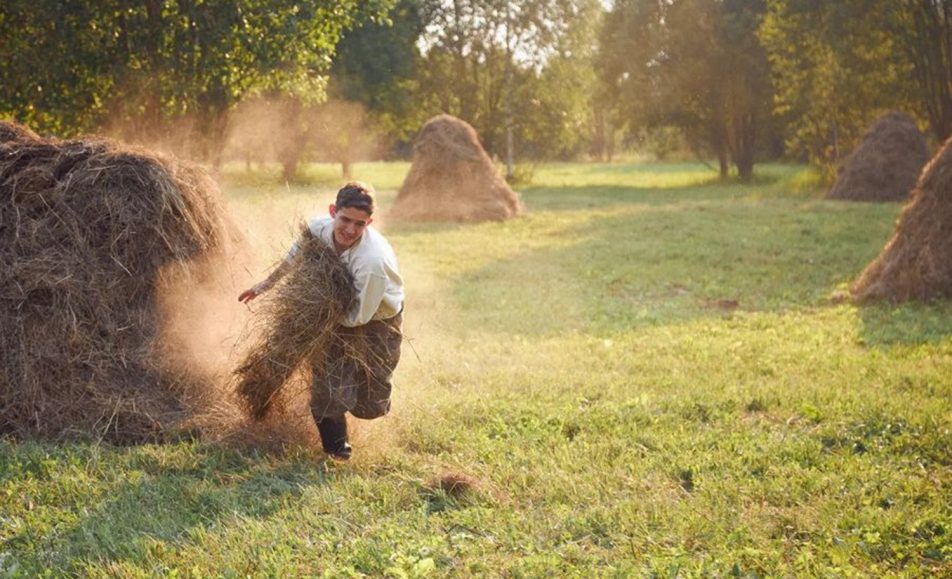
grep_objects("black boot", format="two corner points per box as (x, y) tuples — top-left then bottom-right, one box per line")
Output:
(317, 416), (352, 460)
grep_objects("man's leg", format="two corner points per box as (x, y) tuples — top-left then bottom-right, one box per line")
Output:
(310, 334), (360, 459)
(351, 312), (403, 420)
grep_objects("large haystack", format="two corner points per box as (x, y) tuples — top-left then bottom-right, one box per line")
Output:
(0, 120), (41, 144)
(390, 114), (522, 222)
(0, 128), (232, 441)
(852, 136), (952, 302)
(827, 112), (929, 202)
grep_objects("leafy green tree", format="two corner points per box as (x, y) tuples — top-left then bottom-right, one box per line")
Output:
(760, 0), (915, 172)
(888, 0), (952, 142)
(597, 0), (774, 178)
(0, 2), (118, 136)
(0, 0), (392, 164)
(414, 0), (604, 172)
(330, 0), (428, 153)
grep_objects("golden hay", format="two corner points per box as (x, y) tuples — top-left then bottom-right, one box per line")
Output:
(0, 127), (232, 441)
(827, 112), (929, 202)
(233, 228), (357, 421)
(0, 119), (41, 144)
(390, 114), (522, 222)
(852, 135), (952, 302)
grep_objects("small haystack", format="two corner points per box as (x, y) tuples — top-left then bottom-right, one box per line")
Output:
(390, 114), (522, 222)
(852, 136), (952, 302)
(827, 112), (929, 202)
(0, 125), (232, 441)
(234, 229), (357, 421)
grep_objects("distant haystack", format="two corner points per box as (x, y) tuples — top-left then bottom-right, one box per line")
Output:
(390, 114), (522, 222)
(827, 112), (929, 202)
(0, 127), (234, 441)
(852, 136), (952, 302)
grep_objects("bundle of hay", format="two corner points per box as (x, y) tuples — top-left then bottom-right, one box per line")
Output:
(827, 112), (929, 202)
(0, 124), (231, 441)
(234, 229), (357, 421)
(390, 114), (522, 222)
(852, 136), (952, 302)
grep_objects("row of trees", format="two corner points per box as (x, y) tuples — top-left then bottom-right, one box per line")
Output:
(2, 1), (951, 180)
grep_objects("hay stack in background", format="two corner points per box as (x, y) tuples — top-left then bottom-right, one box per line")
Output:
(852, 137), (952, 302)
(234, 229), (356, 422)
(390, 114), (522, 222)
(827, 112), (929, 202)
(0, 127), (232, 441)
(0, 120), (41, 144)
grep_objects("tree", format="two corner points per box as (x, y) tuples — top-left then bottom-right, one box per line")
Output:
(759, 0), (916, 172)
(0, 0), (392, 164)
(597, 0), (774, 179)
(311, 100), (381, 179)
(889, 1), (952, 142)
(330, 0), (428, 154)
(414, 0), (603, 172)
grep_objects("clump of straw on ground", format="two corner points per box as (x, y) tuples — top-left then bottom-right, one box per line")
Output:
(390, 114), (522, 222)
(827, 112), (929, 202)
(234, 228), (357, 421)
(852, 136), (952, 302)
(0, 123), (233, 441)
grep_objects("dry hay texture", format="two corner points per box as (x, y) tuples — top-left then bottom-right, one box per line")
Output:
(234, 229), (357, 423)
(827, 111), (930, 202)
(390, 114), (522, 222)
(0, 119), (40, 144)
(0, 120), (232, 441)
(852, 136), (952, 302)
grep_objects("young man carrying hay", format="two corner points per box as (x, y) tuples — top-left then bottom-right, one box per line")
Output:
(238, 182), (404, 460)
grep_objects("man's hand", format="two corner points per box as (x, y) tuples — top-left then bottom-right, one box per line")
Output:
(238, 288), (258, 303)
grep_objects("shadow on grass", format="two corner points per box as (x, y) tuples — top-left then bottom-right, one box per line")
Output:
(518, 182), (749, 213)
(0, 440), (327, 573)
(855, 301), (952, 347)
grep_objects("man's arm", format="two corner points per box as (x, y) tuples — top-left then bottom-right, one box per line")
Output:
(238, 260), (293, 303)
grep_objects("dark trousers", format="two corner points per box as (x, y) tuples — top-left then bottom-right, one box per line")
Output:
(310, 311), (402, 422)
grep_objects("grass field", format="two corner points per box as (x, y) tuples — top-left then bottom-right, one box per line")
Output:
(2, 162), (950, 577)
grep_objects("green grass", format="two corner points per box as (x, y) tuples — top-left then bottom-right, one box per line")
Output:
(2, 162), (950, 577)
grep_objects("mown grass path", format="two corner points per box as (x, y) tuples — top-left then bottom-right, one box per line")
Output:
(2, 163), (950, 576)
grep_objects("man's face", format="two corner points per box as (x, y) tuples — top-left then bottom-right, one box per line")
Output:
(329, 204), (373, 250)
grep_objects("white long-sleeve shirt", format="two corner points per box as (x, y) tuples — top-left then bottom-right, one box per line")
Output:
(286, 216), (404, 327)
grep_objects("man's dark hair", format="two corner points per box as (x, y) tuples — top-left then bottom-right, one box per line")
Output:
(335, 181), (376, 215)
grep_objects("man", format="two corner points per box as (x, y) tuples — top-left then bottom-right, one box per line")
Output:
(238, 182), (404, 460)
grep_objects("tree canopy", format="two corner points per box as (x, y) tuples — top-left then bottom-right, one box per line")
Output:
(0, 0), (392, 161)
(1, 0), (944, 178)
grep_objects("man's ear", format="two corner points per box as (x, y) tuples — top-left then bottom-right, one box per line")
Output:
(328, 204), (337, 217)
(366, 216), (374, 226)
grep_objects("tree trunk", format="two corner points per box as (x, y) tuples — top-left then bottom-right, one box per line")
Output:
(733, 114), (757, 181)
(279, 98), (306, 183)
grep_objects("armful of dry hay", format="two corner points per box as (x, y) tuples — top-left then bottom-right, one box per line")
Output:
(233, 227), (358, 420)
